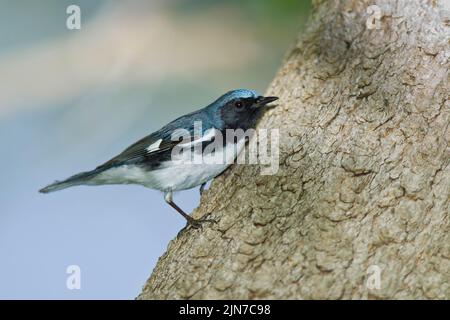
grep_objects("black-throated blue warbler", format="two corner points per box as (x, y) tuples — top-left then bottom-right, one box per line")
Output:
(40, 89), (278, 227)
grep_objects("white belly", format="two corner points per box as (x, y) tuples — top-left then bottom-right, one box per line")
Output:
(144, 162), (230, 191)
(92, 140), (245, 191)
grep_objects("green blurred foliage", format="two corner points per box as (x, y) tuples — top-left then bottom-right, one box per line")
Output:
(174, 0), (311, 16)
(172, 0), (311, 28)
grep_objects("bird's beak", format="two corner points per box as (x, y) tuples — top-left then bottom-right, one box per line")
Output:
(256, 96), (279, 107)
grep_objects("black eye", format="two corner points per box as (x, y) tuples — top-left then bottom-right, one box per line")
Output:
(235, 101), (243, 108)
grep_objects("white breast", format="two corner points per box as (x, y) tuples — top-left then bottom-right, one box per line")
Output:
(92, 139), (246, 192)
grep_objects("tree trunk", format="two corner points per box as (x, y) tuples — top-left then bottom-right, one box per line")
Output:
(138, 0), (450, 299)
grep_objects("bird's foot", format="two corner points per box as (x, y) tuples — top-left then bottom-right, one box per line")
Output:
(186, 215), (217, 229)
(199, 182), (207, 196)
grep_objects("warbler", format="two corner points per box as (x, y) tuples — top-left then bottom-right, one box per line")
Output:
(40, 89), (278, 227)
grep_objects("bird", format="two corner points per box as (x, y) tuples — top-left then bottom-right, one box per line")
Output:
(40, 89), (278, 228)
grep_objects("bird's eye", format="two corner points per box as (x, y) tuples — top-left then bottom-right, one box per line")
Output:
(235, 101), (243, 109)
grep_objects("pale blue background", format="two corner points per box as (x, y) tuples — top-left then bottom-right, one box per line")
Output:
(0, 0), (310, 299)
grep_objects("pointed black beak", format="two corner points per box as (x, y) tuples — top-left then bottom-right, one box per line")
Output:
(256, 96), (279, 107)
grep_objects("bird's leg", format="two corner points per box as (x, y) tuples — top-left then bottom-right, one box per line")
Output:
(199, 182), (207, 196)
(164, 191), (216, 228)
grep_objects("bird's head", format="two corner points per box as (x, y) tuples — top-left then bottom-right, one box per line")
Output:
(209, 89), (278, 130)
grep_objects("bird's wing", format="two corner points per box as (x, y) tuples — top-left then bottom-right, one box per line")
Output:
(97, 127), (217, 170)
(96, 134), (171, 169)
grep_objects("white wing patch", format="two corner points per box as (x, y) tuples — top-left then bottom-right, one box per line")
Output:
(146, 129), (216, 154)
(146, 139), (162, 153)
(177, 128), (217, 148)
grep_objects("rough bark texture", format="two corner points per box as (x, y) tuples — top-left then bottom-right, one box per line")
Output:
(139, 0), (450, 299)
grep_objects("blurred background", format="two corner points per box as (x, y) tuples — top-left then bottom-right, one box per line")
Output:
(0, 0), (310, 299)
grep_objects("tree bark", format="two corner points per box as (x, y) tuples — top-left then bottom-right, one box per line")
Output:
(138, 0), (450, 299)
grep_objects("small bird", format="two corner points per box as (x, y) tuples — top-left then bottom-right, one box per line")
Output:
(40, 89), (278, 227)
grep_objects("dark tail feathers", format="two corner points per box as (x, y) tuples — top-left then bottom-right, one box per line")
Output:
(39, 169), (101, 194)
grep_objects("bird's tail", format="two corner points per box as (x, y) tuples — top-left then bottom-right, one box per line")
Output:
(39, 169), (101, 194)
